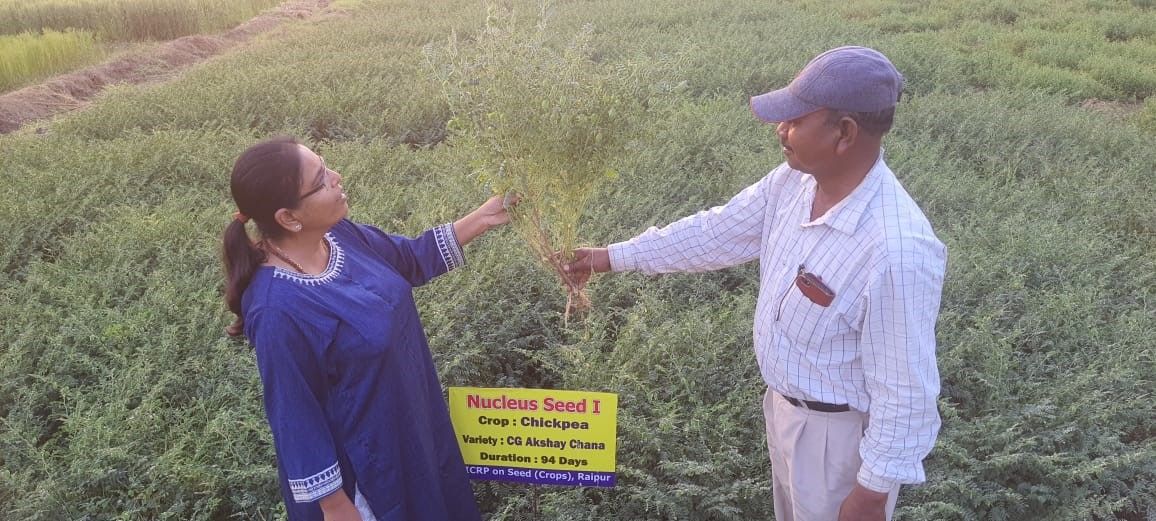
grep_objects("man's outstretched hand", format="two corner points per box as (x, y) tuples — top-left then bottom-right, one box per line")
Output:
(561, 247), (611, 291)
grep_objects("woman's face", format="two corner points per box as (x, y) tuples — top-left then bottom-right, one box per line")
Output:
(290, 145), (349, 230)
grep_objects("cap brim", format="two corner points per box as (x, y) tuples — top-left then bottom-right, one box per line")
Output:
(750, 88), (821, 123)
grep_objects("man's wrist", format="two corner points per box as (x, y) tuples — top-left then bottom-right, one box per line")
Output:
(851, 482), (890, 502)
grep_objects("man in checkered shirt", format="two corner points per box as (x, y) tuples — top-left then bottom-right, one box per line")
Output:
(564, 46), (947, 521)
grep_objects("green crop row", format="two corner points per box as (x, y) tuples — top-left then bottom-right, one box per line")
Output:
(0, 29), (103, 92)
(0, 0), (284, 42)
(797, 0), (1156, 102)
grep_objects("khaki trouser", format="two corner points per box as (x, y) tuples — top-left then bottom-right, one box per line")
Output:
(762, 389), (900, 521)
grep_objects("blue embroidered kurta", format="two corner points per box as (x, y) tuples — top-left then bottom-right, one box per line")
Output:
(242, 219), (480, 521)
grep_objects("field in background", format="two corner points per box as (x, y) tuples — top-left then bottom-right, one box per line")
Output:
(0, 0), (285, 41)
(0, 29), (102, 92)
(0, 0), (1152, 520)
(0, 0), (283, 92)
(801, 0), (1156, 103)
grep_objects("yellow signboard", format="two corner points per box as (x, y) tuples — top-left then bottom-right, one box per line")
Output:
(448, 387), (618, 487)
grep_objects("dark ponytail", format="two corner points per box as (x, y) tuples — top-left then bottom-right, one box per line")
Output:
(223, 218), (265, 336)
(222, 136), (305, 336)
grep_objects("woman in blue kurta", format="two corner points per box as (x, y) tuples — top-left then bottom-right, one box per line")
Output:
(221, 137), (512, 521)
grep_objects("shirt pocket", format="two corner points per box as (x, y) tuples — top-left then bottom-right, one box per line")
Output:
(777, 281), (854, 349)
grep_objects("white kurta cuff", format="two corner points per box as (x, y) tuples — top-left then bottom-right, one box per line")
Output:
(289, 461), (343, 503)
(434, 223), (466, 272)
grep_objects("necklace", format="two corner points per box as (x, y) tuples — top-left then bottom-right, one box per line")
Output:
(261, 239), (328, 274)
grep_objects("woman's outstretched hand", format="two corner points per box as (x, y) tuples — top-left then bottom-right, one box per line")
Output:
(454, 193), (519, 246)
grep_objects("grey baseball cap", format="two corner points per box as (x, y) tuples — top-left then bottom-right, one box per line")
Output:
(750, 46), (904, 123)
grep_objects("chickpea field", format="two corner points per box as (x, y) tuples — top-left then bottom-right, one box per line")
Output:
(0, 0), (284, 92)
(0, 0), (1153, 520)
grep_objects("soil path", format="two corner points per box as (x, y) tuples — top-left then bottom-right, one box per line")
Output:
(0, 0), (331, 134)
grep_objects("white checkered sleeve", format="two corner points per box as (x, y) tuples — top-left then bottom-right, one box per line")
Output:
(609, 176), (771, 274)
(857, 241), (947, 492)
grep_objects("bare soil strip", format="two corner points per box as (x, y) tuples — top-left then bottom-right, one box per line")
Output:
(0, 0), (331, 134)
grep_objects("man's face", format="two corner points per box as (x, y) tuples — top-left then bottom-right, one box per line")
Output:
(775, 109), (840, 174)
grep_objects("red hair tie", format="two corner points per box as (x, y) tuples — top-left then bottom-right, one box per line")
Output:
(233, 211), (250, 223)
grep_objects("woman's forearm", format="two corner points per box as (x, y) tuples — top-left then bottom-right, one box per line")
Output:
(453, 195), (512, 247)
(453, 211), (493, 247)
(318, 490), (361, 521)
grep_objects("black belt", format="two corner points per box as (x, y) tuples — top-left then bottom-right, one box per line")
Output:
(783, 395), (851, 413)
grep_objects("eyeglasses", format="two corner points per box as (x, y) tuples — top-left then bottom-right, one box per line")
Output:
(299, 166), (331, 200)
